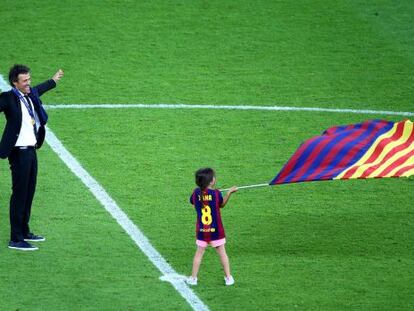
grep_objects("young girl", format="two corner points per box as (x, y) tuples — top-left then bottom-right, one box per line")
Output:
(186, 168), (238, 286)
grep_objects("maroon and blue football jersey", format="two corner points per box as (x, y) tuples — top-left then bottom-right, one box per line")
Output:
(190, 188), (225, 242)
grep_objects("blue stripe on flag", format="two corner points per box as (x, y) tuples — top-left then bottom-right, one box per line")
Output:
(327, 120), (394, 179)
(291, 122), (367, 182)
(303, 120), (384, 181)
(278, 136), (326, 183)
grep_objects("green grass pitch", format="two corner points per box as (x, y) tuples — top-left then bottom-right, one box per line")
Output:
(0, 1), (413, 310)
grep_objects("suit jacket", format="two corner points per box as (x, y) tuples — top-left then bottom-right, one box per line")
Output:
(0, 79), (55, 159)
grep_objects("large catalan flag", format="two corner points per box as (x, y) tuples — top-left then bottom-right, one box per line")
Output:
(270, 119), (414, 185)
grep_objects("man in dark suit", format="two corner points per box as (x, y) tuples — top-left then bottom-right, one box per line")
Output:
(0, 64), (64, 251)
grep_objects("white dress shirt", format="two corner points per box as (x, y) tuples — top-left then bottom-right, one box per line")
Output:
(15, 90), (37, 147)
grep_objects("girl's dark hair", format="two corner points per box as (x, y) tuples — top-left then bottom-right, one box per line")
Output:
(195, 168), (215, 190)
(8, 64), (30, 86)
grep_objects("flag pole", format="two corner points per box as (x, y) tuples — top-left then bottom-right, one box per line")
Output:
(220, 183), (270, 192)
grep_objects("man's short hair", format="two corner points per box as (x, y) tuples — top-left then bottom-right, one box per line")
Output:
(8, 64), (30, 86)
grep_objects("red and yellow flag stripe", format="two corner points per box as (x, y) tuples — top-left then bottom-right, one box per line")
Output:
(334, 120), (414, 179)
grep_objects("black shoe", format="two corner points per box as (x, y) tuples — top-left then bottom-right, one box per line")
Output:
(24, 233), (46, 242)
(8, 240), (39, 251)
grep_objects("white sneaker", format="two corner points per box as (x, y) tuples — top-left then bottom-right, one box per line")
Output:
(186, 276), (197, 286)
(224, 275), (235, 286)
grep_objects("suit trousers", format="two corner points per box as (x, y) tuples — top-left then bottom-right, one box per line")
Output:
(8, 147), (37, 242)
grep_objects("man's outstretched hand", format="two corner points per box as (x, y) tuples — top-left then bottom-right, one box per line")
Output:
(52, 69), (64, 83)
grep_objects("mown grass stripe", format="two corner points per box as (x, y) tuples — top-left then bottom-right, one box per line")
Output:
(44, 103), (414, 117)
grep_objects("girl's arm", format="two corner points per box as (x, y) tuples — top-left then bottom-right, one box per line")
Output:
(221, 186), (238, 208)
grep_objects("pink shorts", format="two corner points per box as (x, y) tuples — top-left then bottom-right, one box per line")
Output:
(196, 238), (226, 248)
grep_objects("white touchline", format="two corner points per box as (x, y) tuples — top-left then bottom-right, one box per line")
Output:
(0, 72), (413, 117)
(45, 127), (209, 311)
(44, 103), (414, 117)
(0, 74), (11, 92)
